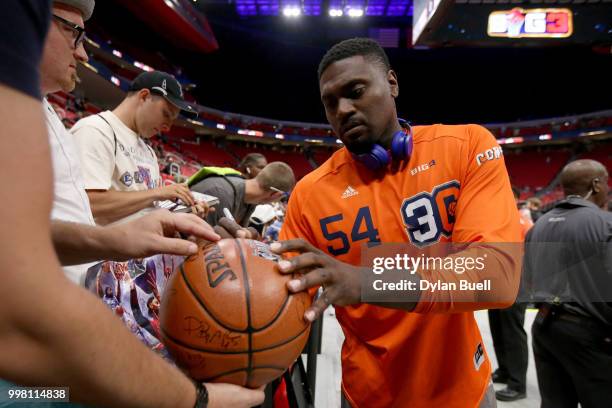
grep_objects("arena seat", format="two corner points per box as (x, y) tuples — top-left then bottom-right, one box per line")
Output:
(177, 139), (237, 167)
(504, 149), (572, 190)
(262, 150), (313, 179)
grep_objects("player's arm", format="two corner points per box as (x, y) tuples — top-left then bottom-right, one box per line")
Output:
(51, 210), (220, 265)
(278, 183), (316, 246)
(276, 184), (322, 300)
(408, 125), (522, 313)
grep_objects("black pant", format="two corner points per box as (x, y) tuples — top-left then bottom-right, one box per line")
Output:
(488, 302), (528, 392)
(532, 310), (612, 408)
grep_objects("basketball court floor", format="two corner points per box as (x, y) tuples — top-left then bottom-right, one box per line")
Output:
(309, 308), (541, 407)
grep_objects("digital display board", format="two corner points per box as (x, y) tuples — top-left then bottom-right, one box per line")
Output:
(413, 4), (609, 47)
(487, 8), (573, 39)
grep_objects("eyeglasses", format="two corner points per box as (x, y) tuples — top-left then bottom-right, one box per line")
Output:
(269, 186), (288, 197)
(53, 14), (86, 49)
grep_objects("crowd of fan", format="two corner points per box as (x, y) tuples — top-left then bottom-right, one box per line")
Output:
(47, 88), (611, 213)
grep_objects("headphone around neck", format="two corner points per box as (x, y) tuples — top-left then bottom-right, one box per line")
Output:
(352, 118), (413, 171)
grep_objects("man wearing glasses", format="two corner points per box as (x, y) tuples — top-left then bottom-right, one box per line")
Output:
(53, 14), (86, 52)
(42, 0), (96, 285)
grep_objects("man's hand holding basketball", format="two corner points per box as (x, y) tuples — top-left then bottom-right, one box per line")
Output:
(270, 239), (365, 322)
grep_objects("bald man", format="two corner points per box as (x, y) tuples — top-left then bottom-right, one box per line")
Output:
(523, 159), (612, 408)
(559, 159), (609, 207)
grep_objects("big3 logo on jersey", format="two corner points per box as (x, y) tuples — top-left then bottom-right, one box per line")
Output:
(401, 181), (460, 247)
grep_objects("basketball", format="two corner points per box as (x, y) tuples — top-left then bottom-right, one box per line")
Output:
(159, 238), (312, 388)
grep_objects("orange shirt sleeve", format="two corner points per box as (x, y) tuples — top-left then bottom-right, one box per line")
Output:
(279, 184), (321, 298)
(414, 125), (523, 313)
(279, 182), (315, 244)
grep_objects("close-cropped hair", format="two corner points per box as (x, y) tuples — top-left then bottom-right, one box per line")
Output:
(318, 38), (391, 79)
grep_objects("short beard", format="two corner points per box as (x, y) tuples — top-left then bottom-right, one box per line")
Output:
(345, 138), (376, 155)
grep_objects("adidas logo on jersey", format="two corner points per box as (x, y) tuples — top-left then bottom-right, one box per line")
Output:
(341, 186), (359, 198)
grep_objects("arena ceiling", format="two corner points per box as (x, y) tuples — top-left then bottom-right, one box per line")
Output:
(90, 1), (612, 125)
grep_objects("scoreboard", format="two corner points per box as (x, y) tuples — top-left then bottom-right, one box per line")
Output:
(412, 4), (611, 47)
(487, 8), (573, 39)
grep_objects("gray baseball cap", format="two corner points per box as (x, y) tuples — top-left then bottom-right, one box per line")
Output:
(54, 0), (95, 21)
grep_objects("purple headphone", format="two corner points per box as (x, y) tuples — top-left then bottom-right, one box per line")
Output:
(353, 118), (413, 171)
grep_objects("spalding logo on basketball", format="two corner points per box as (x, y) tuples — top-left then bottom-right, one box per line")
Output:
(160, 238), (312, 388)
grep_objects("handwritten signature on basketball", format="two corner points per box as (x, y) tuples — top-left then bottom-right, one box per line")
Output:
(183, 316), (242, 349)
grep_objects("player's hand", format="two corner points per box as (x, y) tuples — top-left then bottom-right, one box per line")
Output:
(106, 209), (220, 260)
(214, 217), (261, 241)
(205, 383), (265, 408)
(155, 183), (195, 206)
(270, 239), (364, 322)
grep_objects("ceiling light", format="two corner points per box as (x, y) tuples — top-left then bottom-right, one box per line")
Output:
(347, 8), (364, 17)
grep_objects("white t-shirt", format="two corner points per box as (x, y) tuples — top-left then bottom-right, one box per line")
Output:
(44, 98), (97, 285)
(70, 111), (161, 193)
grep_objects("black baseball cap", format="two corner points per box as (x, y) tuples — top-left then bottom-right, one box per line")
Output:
(129, 71), (197, 115)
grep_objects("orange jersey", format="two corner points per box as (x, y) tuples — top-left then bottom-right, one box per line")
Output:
(280, 124), (522, 407)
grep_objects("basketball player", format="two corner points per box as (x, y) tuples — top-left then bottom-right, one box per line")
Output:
(0, 1), (263, 406)
(273, 38), (522, 407)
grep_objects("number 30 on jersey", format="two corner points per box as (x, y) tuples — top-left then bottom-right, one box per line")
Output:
(401, 180), (460, 247)
(317, 181), (460, 254)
